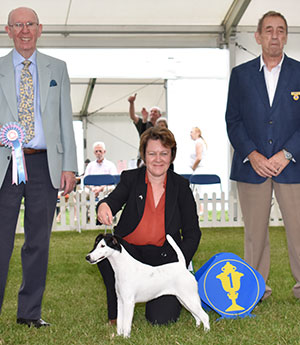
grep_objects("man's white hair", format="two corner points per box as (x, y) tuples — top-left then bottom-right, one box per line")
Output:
(93, 141), (106, 150)
(156, 116), (168, 125)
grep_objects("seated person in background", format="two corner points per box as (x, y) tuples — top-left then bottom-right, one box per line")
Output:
(97, 127), (201, 325)
(84, 141), (117, 197)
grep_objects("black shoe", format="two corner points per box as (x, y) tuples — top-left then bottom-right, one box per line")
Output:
(17, 318), (50, 328)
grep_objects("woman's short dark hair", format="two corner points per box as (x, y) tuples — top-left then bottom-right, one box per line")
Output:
(139, 127), (177, 164)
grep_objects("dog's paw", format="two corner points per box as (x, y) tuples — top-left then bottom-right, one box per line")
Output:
(118, 331), (130, 338)
(203, 322), (210, 332)
(117, 329), (131, 338)
(197, 317), (210, 331)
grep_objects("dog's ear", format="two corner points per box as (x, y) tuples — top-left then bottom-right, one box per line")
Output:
(93, 233), (104, 249)
(112, 236), (118, 245)
(111, 235), (122, 252)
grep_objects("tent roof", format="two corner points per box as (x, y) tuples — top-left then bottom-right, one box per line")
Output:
(1, 0), (299, 49)
(70, 78), (166, 116)
(0, 0), (233, 26)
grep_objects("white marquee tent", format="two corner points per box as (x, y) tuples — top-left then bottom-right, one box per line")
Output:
(1, 0), (299, 193)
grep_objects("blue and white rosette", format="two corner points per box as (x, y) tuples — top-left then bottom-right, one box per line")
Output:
(0, 122), (27, 184)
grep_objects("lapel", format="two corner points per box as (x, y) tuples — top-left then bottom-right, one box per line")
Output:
(271, 55), (292, 111)
(0, 51), (18, 120)
(36, 51), (51, 114)
(135, 167), (147, 220)
(165, 170), (178, 232)
(251, 57), (270, 110)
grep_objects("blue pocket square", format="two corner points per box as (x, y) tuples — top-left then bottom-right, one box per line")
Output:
(50, 80), (57, 87)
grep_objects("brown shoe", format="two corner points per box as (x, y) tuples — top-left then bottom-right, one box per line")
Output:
(261, 285), (272, 300)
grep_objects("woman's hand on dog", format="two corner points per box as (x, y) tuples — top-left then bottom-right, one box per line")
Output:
(97, 202), (113, 225)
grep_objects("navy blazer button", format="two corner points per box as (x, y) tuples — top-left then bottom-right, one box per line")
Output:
(269, 120), (273, 125)
(268, 139), (273, 144)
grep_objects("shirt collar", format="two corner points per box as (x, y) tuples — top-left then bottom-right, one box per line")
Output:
(12, 49), (37, 68)
(96, 158), (105, 165)
(259, 54), (284, 72)
(145, 170), (167, 187)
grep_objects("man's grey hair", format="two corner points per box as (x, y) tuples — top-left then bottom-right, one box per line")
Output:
(93, 141), (106, 151)
(156, 116), (168, 126)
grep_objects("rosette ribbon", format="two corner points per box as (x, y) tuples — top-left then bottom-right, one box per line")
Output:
(0, 122), (27, 184)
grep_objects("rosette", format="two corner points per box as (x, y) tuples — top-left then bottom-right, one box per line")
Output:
(0, 122), (27, 184)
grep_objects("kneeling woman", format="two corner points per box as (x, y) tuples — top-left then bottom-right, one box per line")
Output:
(96, 127), (201, 325)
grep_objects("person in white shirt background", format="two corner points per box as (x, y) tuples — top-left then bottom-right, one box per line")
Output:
(84, 141), (117, 197)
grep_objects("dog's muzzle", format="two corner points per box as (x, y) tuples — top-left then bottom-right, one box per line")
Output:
(86, 254), (91, 262)
(86, 254), (98, 264)
(85, 254), (105, 264)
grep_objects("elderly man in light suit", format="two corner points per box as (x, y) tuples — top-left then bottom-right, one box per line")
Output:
(0, 7), (77, 327)
(226, 11), (300, 301)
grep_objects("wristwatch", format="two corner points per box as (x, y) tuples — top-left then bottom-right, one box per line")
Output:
(283, 149), (293, 161)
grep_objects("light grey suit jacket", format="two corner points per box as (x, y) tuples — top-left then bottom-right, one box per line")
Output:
(0, 50), (77, 189)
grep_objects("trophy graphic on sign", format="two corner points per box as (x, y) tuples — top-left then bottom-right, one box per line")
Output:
(216, 261), (245, 312)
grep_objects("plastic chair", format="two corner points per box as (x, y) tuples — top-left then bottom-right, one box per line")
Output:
(113, 174), (121, 184)
(83, 174), (117, 202)
(181, 174), (192, 181)
(83, 174), (116, 186)
(189, 174), (222, 192)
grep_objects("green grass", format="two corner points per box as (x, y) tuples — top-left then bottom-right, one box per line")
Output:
(0, 227), (299, 345)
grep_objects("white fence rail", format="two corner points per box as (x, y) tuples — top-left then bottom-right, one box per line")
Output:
(16, 190), (283, 233)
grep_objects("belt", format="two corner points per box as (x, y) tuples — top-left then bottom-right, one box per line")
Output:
(23, 148), (47, 155)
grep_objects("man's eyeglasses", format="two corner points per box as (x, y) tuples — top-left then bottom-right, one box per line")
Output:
(8, 22), (39, 30)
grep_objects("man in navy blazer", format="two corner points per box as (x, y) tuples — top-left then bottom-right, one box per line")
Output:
(0, 7), (77, 327)
(226, 11), (300, 300)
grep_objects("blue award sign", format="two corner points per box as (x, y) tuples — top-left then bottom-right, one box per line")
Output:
(195, 253), (265, 319)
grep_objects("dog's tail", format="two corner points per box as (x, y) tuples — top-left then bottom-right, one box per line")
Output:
(166, 234), (186, 266)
